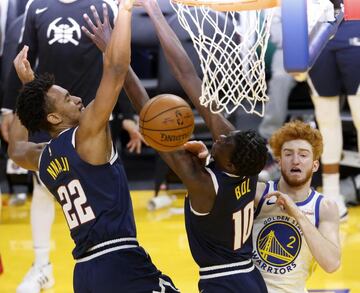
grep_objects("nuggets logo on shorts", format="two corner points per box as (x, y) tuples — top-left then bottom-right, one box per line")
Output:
(256, 221), (301, 267)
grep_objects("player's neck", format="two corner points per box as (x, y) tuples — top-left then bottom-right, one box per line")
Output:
(50, 124), (75, 138)
(277, 177), (312, 202)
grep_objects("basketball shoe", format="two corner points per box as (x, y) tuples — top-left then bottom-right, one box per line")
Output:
(16, 263), (54, 293)
(341, 175), (360, 206)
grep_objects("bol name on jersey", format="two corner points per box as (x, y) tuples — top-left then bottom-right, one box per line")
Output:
(185, 160), (257, 268)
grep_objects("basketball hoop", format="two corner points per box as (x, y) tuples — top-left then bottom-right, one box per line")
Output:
(171, 0), (279, 116)
(172, 0), (279, 11)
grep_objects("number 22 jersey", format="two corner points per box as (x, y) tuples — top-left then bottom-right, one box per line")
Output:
(39, 128), (137, 259)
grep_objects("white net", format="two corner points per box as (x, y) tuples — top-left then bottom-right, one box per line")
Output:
(171, 2), (274, 116)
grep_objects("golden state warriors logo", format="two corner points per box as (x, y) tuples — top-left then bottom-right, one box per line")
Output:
(256, 221), (301, 267)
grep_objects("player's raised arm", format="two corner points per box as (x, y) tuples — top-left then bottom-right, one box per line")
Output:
(8, 46), (45, 171)
(78, 0), (133, 136)
(83, 9), (215, 210)
(137, 0), (235, 139)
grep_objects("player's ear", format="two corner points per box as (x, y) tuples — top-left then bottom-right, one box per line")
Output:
(312, 159), (320, 172)
(47, 112), (62, 126)
(226, 161), (237, 174)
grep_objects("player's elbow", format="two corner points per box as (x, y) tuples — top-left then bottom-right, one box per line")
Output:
(7, 148), (24, 170)
(323, 258), (341, 273)
(173, 63), (198, 82)
(7, 142), (18, 163)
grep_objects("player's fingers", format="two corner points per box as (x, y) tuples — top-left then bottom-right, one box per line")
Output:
(127, 141), (136, 153)
(136, 142), (142, 154)
(103, 3), (109, 25)
(90, 5), (102, 28)
(14, 47), (24, 65)
(278, 199), (286, 211)
(83, 13), (97, 32)
(81, 26), (95, 39)
(183, 141), (201, 151)
(22, 45), (29, 59)
(265, 191), (281, 199)
(24, 59), (32, 71)
(198, 150), (209, 159)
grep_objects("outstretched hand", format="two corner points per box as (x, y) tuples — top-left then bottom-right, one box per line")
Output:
(82, 4), (112, 53)
(122, 119), (146, 154)
(13, 46), (35, 84)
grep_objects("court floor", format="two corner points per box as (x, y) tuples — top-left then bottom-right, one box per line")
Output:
(0, 190), (359, 293)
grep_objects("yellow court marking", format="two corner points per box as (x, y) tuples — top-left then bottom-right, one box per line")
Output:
(0, 191), (359, 293)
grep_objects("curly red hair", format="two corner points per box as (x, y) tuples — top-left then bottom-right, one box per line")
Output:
(269, 120), (323, 160)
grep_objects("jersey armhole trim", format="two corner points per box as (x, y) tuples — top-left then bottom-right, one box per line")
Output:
(254, 182), (270, 218)
(189, 200), (210, 216)
(188, 166), (217, 216)
(71, 127), (118, 164)
(205, 166), (219, 194)
(315, 195), (324, 228)
(71, 126), (79, 147)
(37, 144), (47, 171)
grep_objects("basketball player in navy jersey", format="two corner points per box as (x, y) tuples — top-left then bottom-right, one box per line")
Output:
(1, 1), (141, 292)
(8, 1), (178, 292)
(82, 1), (268, 292)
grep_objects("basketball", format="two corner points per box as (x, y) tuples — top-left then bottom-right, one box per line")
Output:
(139, 94), (195, 152)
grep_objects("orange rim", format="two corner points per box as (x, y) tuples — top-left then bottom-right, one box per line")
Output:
(171, 0), (280, 11)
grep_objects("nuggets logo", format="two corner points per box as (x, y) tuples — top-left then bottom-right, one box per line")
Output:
(256, 221), (301, 267)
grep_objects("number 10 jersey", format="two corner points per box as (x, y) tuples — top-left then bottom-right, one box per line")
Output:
(185, 159), (259, 268)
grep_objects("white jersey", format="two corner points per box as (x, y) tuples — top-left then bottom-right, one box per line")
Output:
(252, 181), (324, 293)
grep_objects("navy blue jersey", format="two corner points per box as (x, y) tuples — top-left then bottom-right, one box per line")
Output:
(3, 0), (117, 110)
(185, 159), (258, 268)
(38, 128), (136, 259)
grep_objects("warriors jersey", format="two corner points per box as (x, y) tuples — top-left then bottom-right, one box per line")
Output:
(39, 128), (137, 259)
(252, 181), (324, 293)
(185, 158), (259, 278)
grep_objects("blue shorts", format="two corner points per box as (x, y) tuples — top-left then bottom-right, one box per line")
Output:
(73, 246), (179, 293)
(309, 21), (360, 97)
(198, 264), (267, 293)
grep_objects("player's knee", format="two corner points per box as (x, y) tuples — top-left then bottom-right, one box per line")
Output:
(312, 96), (340, 126)
(348, 95), (360, 131)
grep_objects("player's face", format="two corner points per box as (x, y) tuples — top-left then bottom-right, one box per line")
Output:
(279, 139), (319, 187)
(211, 132), (236, 173)
(46, 85), (84, 127)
